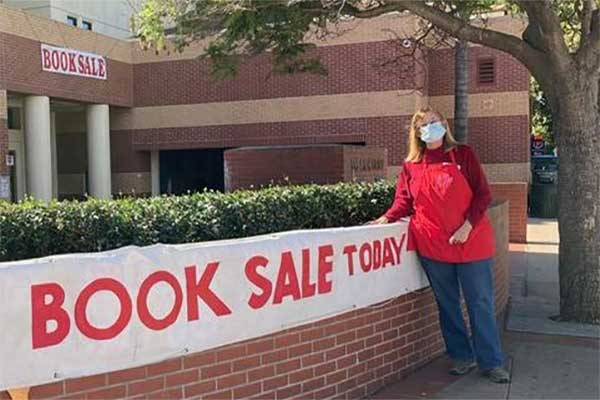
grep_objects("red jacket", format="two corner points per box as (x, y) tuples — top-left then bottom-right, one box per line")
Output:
(384, 144), (492, 225)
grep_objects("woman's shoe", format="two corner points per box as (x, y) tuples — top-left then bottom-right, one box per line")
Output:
(483, 366), (511, 383)
(449, 359), (477, 375)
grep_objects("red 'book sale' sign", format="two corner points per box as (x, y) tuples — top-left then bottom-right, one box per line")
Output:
(41, 43), (107, 80)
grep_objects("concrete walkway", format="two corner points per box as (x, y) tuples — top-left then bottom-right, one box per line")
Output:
(507, 219), (600, 338)
(370, 219), (600, 400)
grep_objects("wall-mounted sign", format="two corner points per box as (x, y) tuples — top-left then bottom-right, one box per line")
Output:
(0, 175), (10, 200)
(0, 222), (425, 390)
(6, 154), (14, 167)
(41, 44), (107, 80)
(531, 135), (546, 155)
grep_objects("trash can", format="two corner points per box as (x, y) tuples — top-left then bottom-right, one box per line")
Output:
(530, 183), (558, 218)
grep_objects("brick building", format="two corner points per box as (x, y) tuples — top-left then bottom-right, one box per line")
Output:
(0, 5), (529, 241)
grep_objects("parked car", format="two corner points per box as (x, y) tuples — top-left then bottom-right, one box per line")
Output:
(532, 155), (558, 184)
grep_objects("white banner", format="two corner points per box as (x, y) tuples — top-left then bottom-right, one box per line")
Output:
(41, 44), (107, 80)
(0, 222), (428, 391)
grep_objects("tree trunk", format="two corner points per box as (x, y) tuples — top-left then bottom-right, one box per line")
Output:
(453, 39), (469, 142)
(553, 74), (600, 324)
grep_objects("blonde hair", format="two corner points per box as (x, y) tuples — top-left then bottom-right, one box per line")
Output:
(405, 106), (459, 162)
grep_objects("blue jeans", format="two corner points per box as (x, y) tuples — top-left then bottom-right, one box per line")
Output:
(419, 256), (506, 371)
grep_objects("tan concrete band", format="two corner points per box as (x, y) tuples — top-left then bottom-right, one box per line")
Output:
(482, 162), (530, 183)
(0, 90), (6, 119)
(428, 91), (530, 119)
(0, 4), (525, 65)
(387, 162), (529, 184)
(111, 90), (528, 131)
(112, 172), (151, 194)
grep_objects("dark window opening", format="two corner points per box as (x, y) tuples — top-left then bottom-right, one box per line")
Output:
(82, 20), (92, 31)
(160, 149), (225, 195)
(67, 16), (78, 27)
(477, 58), (495, 84)
(7, 108), (21, 130)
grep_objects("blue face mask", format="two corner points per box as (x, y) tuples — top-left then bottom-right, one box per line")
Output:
(420, 121), (446, 143)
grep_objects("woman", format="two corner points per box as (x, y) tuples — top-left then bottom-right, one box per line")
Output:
(372, 106), (510, 384)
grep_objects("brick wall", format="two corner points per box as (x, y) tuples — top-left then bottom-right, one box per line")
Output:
(224, 145), (387, 192)
(0, 90), (7, 177)
(224, 146), (344, 192)
(0, 32), (133, 107)
(427, 46), (530, 95)
(133, 41), (416, 107)
(490, 183), (527, 243)
(0, 202), (509, 400)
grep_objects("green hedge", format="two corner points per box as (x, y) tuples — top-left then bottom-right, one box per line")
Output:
(0, 181), (395, 262)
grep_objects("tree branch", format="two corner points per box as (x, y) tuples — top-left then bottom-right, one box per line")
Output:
(515, 0), (571, 62)
(582, 0), (594, 36)
(340, 2), (403, 19)
(394, 0), (541, 72)
(577, 7), (600, 73)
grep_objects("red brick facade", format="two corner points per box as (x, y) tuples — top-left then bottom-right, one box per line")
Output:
(0, 119), (7, 176)
(427, 46), (530, 96)
(123, 115), (528, 167)
(490, 183), (528, 243)
(0, 201), (509, 400)
(0, 32), (133, 107)
(224, 145), (387, 191)
(0, 9), (529, 231)
(133, 41), (417, 107)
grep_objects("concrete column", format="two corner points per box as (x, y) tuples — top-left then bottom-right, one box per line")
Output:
(151, 150), (160, 196)
(24, 96), (53, 201)
(86, 104), (112, 199)
(50, 111), (58, 198)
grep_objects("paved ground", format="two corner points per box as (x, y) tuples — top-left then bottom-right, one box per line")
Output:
(370, 219), (600, 400)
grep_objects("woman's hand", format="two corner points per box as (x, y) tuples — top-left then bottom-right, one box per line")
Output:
(449, 220), (472, 245)
(366, 215), (389, 225)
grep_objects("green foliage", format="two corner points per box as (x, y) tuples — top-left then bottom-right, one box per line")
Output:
(132, 0), (331, 79)
(0, 181), (395, 262)
(531, 77), (554, 148)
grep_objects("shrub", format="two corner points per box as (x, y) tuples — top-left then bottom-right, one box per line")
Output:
(0, 180), (395, 262)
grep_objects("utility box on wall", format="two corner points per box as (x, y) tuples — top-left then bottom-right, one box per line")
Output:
(224, 144), (388, 192)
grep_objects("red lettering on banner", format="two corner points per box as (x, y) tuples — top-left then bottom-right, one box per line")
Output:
(137, 271), (183, 331)
(245, 256), (272, 309)
(391, 235), (404, 263)
(317, 245), (334, 294)
(74, 278), (132, 340)
(246, 246), (334, 308)
(78, 55), (85, 74)
(345, 234), (406, 276)
(382, 238), (396, 268)
(41, 45), (106, 79)
(42, 48), (51, 69)
(84, 57), (92, 75)
(31, 283), (71, 349)
(372, 240), (382, 270)
(98, 58), (106, 78)
(273, 251), (302, 304)
(359, 243), (372, 272)
(185, 263), (232, 320)
(90, 58), (98, 76)
(60, 52), (68, 72)
(68, 53), (77, 72)
(51, 51), (60, 70)
(301, 248), (316, 298)
(343, 245), (357, 276)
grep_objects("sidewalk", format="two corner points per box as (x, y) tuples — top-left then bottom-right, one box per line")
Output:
(370, 219), (600, 400)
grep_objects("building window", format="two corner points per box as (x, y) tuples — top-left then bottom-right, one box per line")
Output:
(7, 108), (21, 130)
(67, 16), (78, 27)
(82, 20), (92, 31)
(477, 58), (495, 84)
